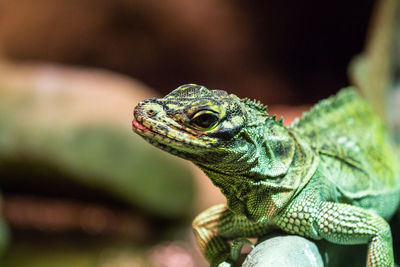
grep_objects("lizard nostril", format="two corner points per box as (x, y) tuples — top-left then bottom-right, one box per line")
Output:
(147, 109), (156, 117)
(140, 102), (162, 118)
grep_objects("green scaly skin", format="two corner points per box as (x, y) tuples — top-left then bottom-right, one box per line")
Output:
(132, 84), (400, 267)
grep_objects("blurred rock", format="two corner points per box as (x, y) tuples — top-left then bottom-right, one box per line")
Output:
(148, 241), (196, 267)
(0, 60), (195, 219)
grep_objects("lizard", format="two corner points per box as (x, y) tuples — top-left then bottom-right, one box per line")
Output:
(132, 83), (400, 267)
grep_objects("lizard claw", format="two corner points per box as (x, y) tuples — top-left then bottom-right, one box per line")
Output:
(230, 238), (254, 261)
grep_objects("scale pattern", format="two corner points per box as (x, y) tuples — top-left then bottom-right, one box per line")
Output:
(132, 84), (400, 267)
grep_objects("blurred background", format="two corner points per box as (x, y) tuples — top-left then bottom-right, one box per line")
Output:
(0, 0), (379, 266)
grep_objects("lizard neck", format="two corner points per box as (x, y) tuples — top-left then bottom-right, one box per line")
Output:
(197, 122), (318, 221)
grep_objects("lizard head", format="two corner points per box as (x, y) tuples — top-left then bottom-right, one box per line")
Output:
(132, 84), (268, 165)
(133, 84), (309, 220)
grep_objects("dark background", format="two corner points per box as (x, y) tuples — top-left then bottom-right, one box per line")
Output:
(0, 0), (374, 104)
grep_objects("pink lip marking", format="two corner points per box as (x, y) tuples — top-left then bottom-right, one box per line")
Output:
(132, 119), (151, 132)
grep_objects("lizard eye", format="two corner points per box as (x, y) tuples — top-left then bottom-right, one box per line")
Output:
(190, 110), (219, 130)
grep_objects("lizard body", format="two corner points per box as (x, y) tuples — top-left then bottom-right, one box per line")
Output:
(132, 84), (400, 266)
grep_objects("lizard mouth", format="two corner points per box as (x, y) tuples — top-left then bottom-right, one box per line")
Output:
(132, 118), (206, 160)
(131, 118), (167, 141)
(132, 119), (152, 133)
(132, 118), (199, 159)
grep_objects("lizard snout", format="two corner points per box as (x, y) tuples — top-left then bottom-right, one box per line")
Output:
(134, 100), (163, 121)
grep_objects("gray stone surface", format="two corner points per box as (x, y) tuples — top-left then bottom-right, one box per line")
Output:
(242, 235), (323, 267)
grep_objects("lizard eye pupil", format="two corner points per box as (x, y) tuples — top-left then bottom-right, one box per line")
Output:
(191, 112), (219, 130)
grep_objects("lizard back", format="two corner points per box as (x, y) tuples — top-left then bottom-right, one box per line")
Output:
(291, 88), (400, 200)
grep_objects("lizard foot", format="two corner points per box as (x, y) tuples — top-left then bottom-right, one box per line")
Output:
(230, 237), (254, 261)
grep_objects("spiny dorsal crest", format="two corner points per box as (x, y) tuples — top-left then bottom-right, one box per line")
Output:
(169, 84), (229, 99)
(242, 98), (269, 114)
(242, 98), (285, 125)
(290, 87), (358, 128)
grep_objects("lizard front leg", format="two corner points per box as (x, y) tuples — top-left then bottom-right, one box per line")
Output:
(315, 202), (393, 267)
(193, 203), (270, 267)
(192, 204), (231, 266)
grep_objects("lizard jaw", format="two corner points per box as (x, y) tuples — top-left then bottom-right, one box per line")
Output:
(132, 119), (152, 133)
(132, 118), (200, 159)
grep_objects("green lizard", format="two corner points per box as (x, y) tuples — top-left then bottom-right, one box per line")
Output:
(132, 84), (400, 267)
